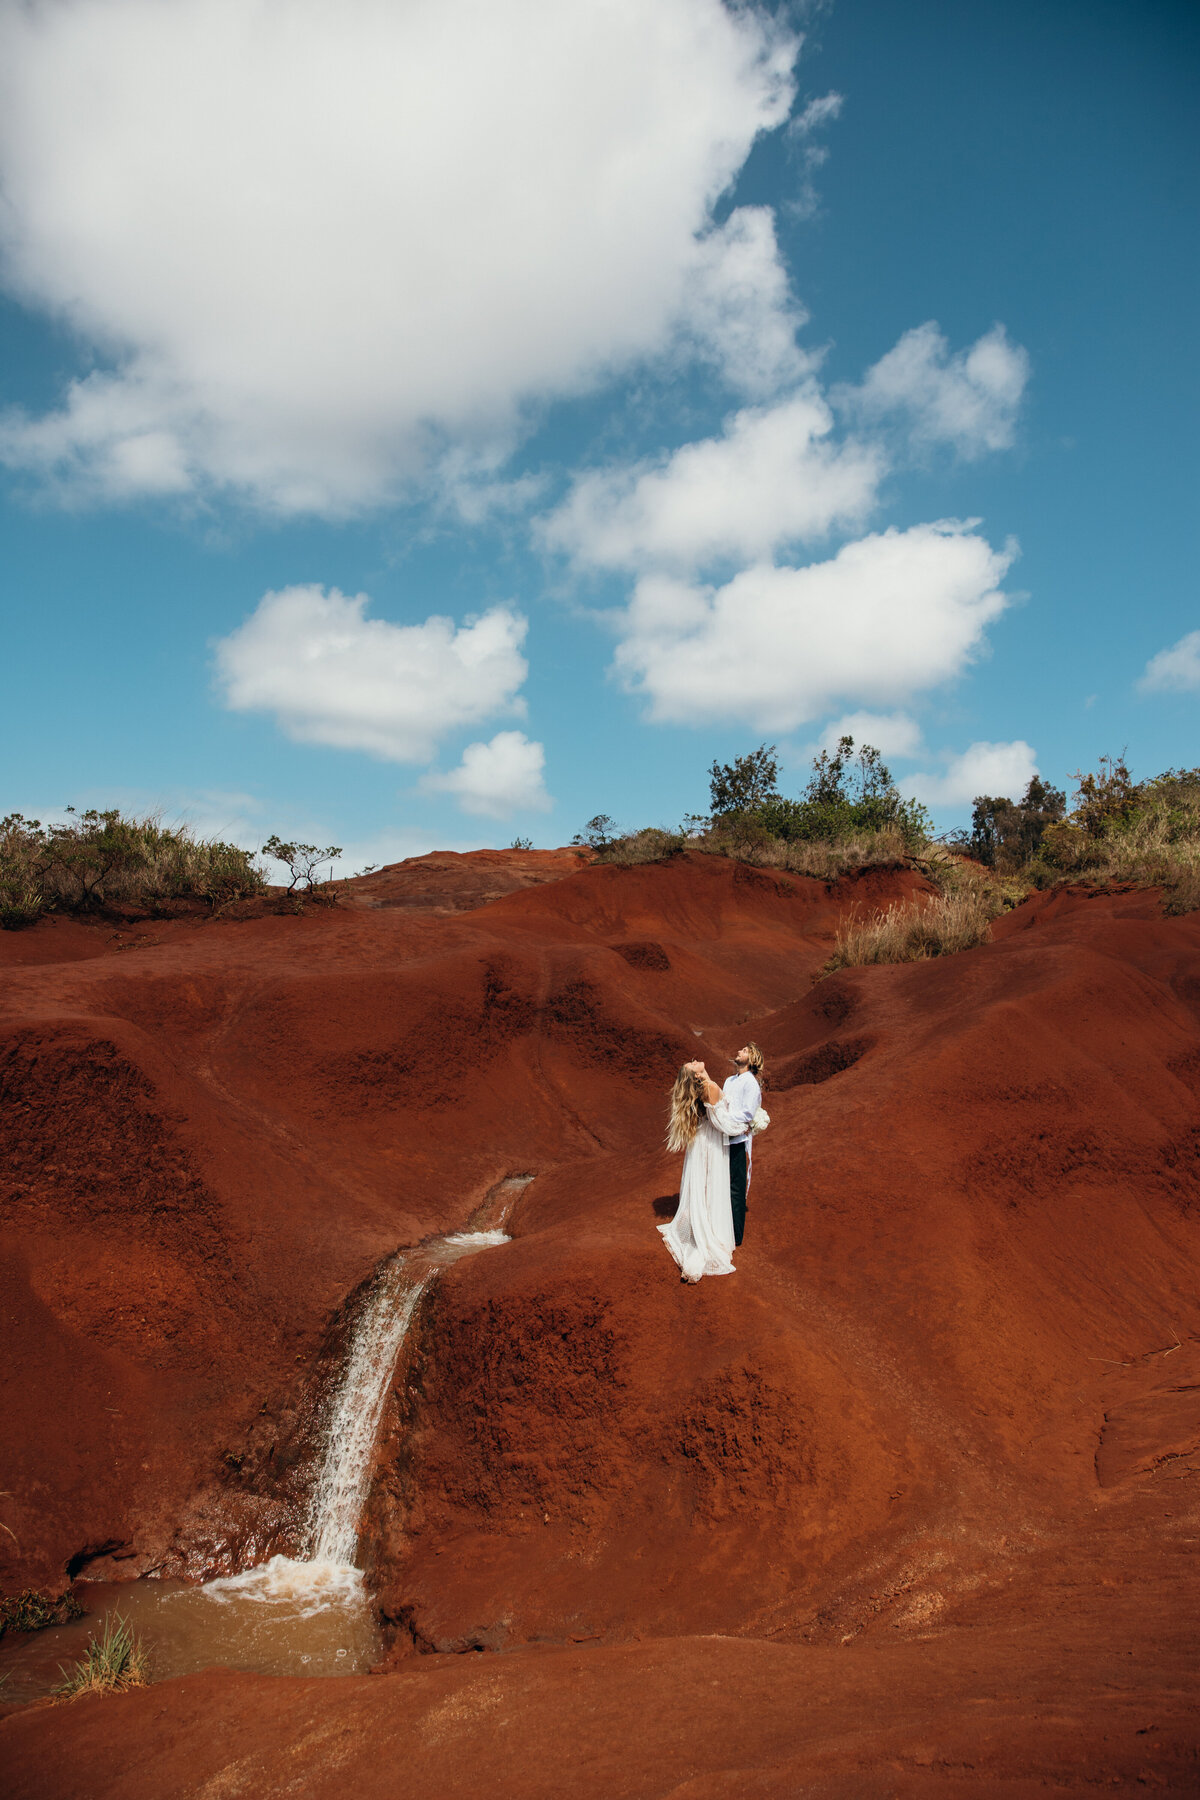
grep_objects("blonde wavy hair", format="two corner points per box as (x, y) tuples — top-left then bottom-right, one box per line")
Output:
(666, 1065), (707, 1154)
(743, 1041), (766, 1086)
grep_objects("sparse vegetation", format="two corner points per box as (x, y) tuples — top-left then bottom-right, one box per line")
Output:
(962, 776), (1066, 870)
(708, 743), (782, 817)
(593, 826), (686, 866)
(0, 1588), (84, 1637)
(571, 813), (619, 851)
(55, 1611), (147, 1699)
(260, 835), (343, 892)
(972, 757), (1200, 914)
(706, 736), (932, 852)
(822, 879), (1008, 975)
(573, 737), (931, 878)
(0, 809), (265, 929)
(702, 817), (912, 879)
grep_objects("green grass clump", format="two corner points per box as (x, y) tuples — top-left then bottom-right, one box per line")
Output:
(55, 1611), (147, 1699)
(0, 807), (266, 929)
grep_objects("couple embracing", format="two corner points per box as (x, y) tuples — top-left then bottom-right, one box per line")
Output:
(660, 1044), (766, 1284)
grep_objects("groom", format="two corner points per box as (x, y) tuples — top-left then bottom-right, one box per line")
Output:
(723, 1044), (763, 1247)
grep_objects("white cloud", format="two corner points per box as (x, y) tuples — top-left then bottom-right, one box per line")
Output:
(785, 90), (843, 218)
(0, 0), (799, 513)
(902, 740), (1038, 809)
(213, 586), (529, 762)
(612, 521), (1015, 730)
(817, 711), (924, 759)
(1138, 630), (1200, 694)
(788, 92), (844, 139)
(682, 207), (811, 398)
(420, 731), (552, 818)
(540, 391), (881, 573)
(840, 322), (1030, 458)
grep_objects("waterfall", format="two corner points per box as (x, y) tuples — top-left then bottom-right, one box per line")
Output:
(306, 1253), (430, 1565)
(300, 1182), (530, 1571)
(197, 1180), (529, 1621)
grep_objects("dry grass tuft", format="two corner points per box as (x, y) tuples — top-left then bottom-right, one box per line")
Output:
(700, 821), (911, 880)
(1037, 813), (1200, 914)
(822, 882), (1007, 974)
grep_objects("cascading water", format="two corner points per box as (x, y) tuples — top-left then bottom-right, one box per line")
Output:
(13, 1186), (531, 1692)
(0, 1192), (529, 1700)
(304, 1217), (518, 1568)
(307, 1256), (432, 1565)
(195, 1219), (521, 1630)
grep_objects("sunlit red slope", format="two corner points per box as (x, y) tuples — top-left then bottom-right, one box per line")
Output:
(4, 853), (1200, 1794)
(1, 850), (924, 1588)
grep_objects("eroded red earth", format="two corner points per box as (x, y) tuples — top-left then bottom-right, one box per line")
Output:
(3, 850), (1199, 1795)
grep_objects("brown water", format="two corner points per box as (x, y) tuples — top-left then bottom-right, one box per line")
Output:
(0, 1561), (383, 1702)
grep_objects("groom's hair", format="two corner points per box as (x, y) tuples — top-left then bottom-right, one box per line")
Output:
(744, 1042), (765, 1083)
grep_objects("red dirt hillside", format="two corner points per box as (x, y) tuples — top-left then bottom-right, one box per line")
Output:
(4, 848), (1200, 1795)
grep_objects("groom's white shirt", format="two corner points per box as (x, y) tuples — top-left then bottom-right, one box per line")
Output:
(722, 1070), (761, 1146)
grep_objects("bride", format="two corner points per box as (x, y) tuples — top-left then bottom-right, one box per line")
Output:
(659, 1059), (743, 1283)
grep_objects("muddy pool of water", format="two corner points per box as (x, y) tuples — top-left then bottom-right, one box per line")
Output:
(0, 1558), (382, 1702)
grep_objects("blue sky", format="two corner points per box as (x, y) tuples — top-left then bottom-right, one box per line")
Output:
(1, 0), (1195, 872)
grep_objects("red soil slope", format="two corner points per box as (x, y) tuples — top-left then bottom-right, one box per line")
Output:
(3, 851), (1200, 1794)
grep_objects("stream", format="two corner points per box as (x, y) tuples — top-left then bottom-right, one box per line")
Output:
(0, 1187), (527, 1700)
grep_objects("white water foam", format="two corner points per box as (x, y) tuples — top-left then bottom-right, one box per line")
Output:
(199, 1554), (365, 1614)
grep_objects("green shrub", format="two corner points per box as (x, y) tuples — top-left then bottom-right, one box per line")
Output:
(571, 813), (619, 851)
(593, 827), (685, 866)
(260, 835), (342, 892)
(55, 1611), (147, 1698)
(960, 757), (1200, 915)
(571, 737), (932, 884)
(709, 736), (930, 851)
(966, 776), (1066, 870)
(708, 744), (781, 815)
(0, 809), (266, 929)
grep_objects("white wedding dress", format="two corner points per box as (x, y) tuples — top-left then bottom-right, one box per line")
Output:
(658, 1097), (741, 1282)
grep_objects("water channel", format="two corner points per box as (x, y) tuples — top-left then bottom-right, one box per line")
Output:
(1, 1186), (528, 1701)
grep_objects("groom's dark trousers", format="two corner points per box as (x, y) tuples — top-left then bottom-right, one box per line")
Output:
(729, 1142), (748, 1247)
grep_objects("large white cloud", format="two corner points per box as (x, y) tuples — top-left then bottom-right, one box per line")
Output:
(0, 0), (799, 513)
(612, 521), (1015, 729)
(839, 322), (1030, 458)
(1138, 629), (1200, 694)
(420, 731), (552, 818)
(540, 390), (881, 573)
(213, 585), (529, 761)
(902, 740), (1038, 809)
